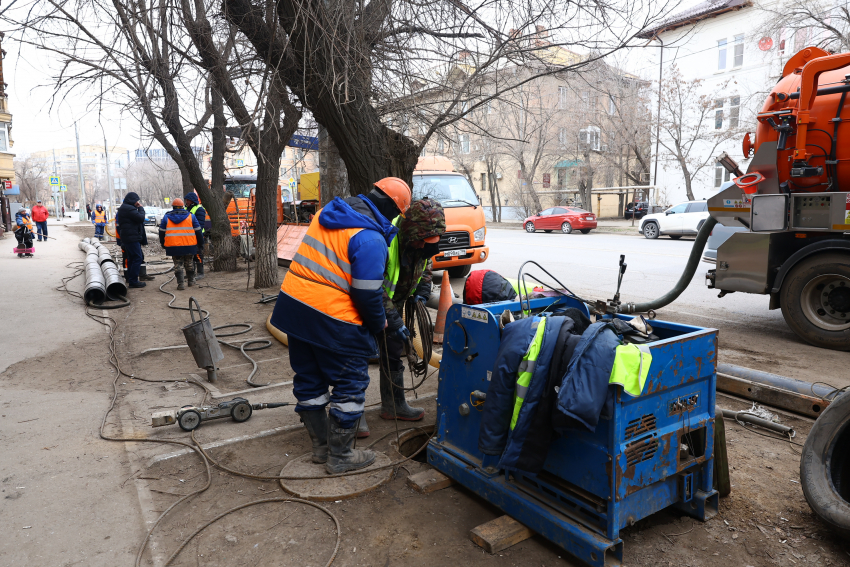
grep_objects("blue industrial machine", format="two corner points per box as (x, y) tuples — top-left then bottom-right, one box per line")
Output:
(428, 295), (718, 566)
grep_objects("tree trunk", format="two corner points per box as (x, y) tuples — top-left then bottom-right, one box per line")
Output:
(210, 90), (239, 272)
(319, 125), (350, 204)
(253, 79), (301, 288)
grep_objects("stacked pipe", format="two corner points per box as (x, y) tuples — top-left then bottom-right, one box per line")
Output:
(78, 239), (127, 304)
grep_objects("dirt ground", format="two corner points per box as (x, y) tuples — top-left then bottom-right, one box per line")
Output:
(1, 223), (849, 566)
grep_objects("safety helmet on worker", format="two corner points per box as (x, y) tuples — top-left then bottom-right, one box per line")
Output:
(373, 178), (412, 215)
(172, 198), (185, 208)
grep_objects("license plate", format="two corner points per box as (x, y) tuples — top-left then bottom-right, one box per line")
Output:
(585, 217), (594, 221)
(442, 249), (465, 258)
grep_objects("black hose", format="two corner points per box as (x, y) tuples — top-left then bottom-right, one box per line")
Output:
(621, 216), (718, 314)
(404, 297), (433, 380)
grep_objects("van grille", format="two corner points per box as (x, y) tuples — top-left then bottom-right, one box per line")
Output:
(438, 231), (470, 251)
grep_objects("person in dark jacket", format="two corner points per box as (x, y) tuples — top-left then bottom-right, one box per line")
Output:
(159, 198), (202, 290)
(14, 208), (35, 256)
(270, 178), (411, 474)
(116, 192), (148, 288)
(183, 192), (208, 280)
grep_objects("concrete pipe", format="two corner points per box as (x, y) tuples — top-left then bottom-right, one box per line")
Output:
(102, 261), (127, 299)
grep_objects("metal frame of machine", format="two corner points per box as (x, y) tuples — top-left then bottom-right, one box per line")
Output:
(428, 296), (719, 567)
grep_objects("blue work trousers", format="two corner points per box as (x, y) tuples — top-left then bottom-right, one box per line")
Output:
(123, 241), (144, 284)
(36, 221), (48, 241)
(288, 336), (370, 429)
(94, 223), (106, 239)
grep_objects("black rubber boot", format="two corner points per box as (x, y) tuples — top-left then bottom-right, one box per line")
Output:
(176, 272), (185, 291)
(194, 261), (205, 280)
(300, 409), (329, 464)
(380, 369), (424, 421)
(187, 269), (196, 287)
(356, 414), (370, 439)
(326, 414), (376, 474)
(139, 264), (156, 281)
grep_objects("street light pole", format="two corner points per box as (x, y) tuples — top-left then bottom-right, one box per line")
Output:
(75, 122), (87, 221)
(103, 137), (116, 222)
(52, 147), (60, 220)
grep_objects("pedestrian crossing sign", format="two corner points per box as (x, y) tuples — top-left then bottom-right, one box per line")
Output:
(60, 184), (67, 192)
(50, 176), (60, 186)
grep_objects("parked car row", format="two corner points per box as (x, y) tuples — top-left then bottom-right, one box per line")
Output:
(523, 207), (597, 234)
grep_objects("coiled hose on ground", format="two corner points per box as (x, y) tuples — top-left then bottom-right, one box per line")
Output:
(620, 216), (718, 314)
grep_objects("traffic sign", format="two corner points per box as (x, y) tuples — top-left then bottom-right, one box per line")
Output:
(50, 176), (60, 186)
(288, 177), (297, 191)
(164, 197), (170, 204)
(60, 184), (67, 192)
(3, 180), (12, 191)
(236, 159), (244, 167)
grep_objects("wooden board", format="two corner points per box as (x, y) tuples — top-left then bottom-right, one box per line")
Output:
(407, 469), (455, 494)
(469, 515), (534, 554)
(276, 224), (309, 263)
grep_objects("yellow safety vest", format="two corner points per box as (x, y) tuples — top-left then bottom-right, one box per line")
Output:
(609, 344), (652, 396)
(510, 317), (547, 430)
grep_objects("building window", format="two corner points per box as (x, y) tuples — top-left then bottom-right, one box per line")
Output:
(558, 127), (568, 146)
(733, 34), (744, 67)
(730, 96), (740, 128)
(579, 126), (600, 151)
(437, 138), (445, 154)
(718, 39), (727, 71)
(581, 91), (590, 110)
(458, 134), (470, 154)
(608, 95), (617, 115)
(0, 123), (11, 151)
(715, 162), (733, 187)
(558, 86), (568, 110)
(715, 99), (724, 129)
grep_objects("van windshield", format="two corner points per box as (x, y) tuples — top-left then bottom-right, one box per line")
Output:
(412, 174), (479, 208)
(225, 182), (256, 199)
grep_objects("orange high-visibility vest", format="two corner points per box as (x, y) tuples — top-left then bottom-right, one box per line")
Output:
(163, 215), (196, 248)
(19, 216), (33, 232)
(93, 210), (107, 223)
(281, 209), (365, 325)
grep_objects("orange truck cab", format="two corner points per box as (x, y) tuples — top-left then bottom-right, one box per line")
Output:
(412, 156), (488, 278)
(223, 175), (284, 236)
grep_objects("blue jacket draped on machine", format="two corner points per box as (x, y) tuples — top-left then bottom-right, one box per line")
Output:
(271, 195), (397, 358)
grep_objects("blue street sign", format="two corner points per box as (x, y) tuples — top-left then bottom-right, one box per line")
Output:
(50, 176), (60, 186)
(287, 135), (319, 151)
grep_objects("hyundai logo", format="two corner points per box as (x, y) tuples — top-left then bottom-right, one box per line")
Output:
(447, 236), (458, 244)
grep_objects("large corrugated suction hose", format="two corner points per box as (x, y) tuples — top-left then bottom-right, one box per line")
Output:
(621, 216), (718, 314)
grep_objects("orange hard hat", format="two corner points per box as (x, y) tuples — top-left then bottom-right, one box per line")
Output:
(172, 198), (184, 207)
(373, 177), (412, 214)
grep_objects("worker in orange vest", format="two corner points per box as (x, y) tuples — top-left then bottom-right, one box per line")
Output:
(158, 198), (203, 290)
(91, 204), (108, 240)
(269, 178), (411, 474)
(14, 208), (35, 257)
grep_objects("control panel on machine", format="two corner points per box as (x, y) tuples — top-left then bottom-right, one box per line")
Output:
(669, 393), (700, 416)
(792, 194), (832, 229)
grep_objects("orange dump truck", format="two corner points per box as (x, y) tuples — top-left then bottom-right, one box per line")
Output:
(412, 156), (489, 277)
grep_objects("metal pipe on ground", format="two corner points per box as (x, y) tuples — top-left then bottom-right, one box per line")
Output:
(84, 254), (106, 305)
(717, 363), (839, 400)
(102, 260), (127, 299)
(719, 408), (795, 436)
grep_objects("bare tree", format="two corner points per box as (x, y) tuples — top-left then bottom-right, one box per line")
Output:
(656, 65), (742, 201)
(223, 0), (680, 196)
(757, 0), (850, 53)
(14, 156), (50, 205)
(125, 159), (184, 205)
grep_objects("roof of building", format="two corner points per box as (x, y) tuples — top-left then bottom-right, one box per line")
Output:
(637, 0), (752, 39)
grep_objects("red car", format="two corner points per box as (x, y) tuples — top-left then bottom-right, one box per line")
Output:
(523, 207), (597, 234)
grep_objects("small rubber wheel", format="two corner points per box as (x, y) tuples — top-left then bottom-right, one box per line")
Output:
(580, 229), (591, 234)
(231, 402), (253, 423)
(643, 222), (659, 239)
(544, 230), (553, 233)
(780, 253), (850, 350)
(669, 235), (682, 240)
(801, 390), (850, 537)
(447, 264), (471, 278)
(561, 222), (572, 234)
(178, 410), (202, 431)
(525, 222), (535, 233)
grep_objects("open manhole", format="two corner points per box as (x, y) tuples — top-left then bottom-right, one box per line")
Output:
(392, 425), (435, 463)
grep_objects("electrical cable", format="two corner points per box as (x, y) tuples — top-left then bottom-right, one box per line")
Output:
(404, 297), (433, 382)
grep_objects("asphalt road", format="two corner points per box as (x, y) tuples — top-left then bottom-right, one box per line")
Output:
(475, 228), (850, 388)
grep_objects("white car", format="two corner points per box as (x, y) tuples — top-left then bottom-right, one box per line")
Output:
(640, 200), (710, 239)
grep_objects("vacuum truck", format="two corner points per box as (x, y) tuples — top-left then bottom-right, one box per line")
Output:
(703, 46), (850, 351)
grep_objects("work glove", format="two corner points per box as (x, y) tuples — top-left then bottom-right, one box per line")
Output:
(394, 324), (411, 343)
(412, 294), (428, 305)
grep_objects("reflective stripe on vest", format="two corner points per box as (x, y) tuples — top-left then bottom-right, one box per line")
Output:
(163, 215), (197, 248)
(93, 210), (107, 223)
(280, 208), (367, 325)
(609, 343), (652, 397)
(382, 216), (426, 300)
(510, 317), (547, 430)
(189, 204), (205, 233)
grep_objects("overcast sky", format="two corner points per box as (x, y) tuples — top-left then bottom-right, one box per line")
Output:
(2, 0), (705, 159)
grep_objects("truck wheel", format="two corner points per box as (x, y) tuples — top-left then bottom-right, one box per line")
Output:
(801, 391), (850, 538)
(448, 264), (471, 279)
(780, 253), (850, 350)
(643, 222), (659, 239)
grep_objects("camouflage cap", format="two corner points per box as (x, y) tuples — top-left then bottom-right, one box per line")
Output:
(399, 199), (446, 243)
